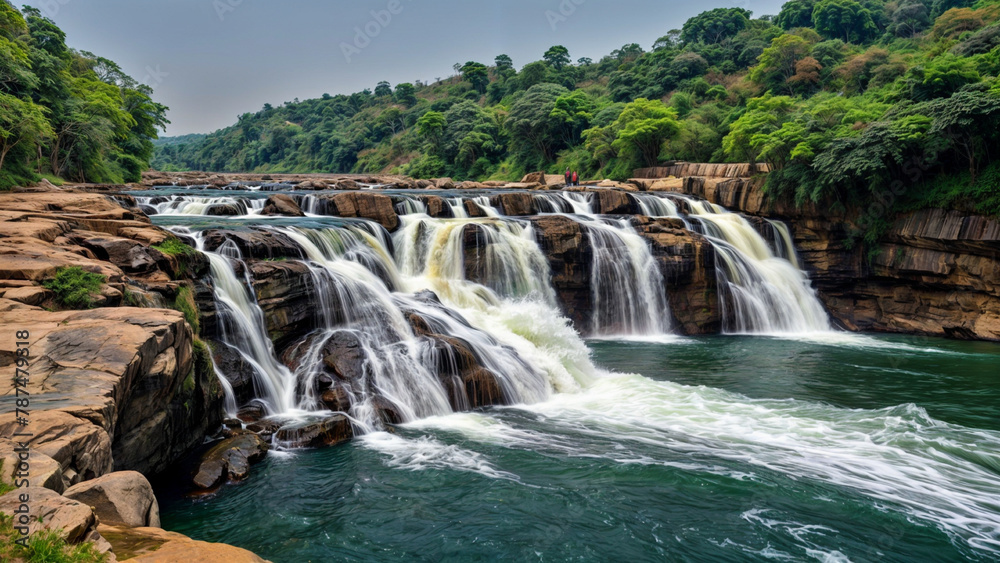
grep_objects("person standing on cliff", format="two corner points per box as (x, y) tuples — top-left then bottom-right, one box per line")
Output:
(565, 169), (571, 186)
(572, 171), (579, 186)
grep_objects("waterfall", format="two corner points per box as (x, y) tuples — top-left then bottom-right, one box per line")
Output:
(178, 230), (299, 415)
(138, 195), (266, 216)
(579, 217), (671, 336)
(674, 196), (830, 334)
(533, 192), (594, 215)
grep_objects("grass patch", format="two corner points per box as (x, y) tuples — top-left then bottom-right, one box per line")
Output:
(0, 460), (15, 496)
(43, 267), (106, 310)
(172, 286), (200, 335)
(152, 238), (195, 257)
(0, 513), (108, 563)
(153, 238), (196, 279)
(39, 174), (65, 187)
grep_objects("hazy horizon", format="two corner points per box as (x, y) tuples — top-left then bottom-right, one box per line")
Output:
(34, 0), (784, 136)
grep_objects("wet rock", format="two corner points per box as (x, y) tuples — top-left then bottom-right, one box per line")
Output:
(192, 434), (268, 489)
(236, 403), (266, 424)
(274, 415), (353, 448)
(418, 195), (450, 218)
(526, 215), (593, 332)
(490, 192), (535, 216)
(316, 374), (335, 390)
(320, 331), (367, 381)
(592, 189), (635, 214)
(63, 470), (160, 528)
(371, 398), (403, 426)
(320, 386), (352, 413)
(211, 343), (257, 407)
(311, 192), (399, 231)
(248, 260), (315, 347)
(201, 228), (304, 260)
(206, 203), (243, 216)
(261, 194), (305, 217)
(464, 199), (489, 218)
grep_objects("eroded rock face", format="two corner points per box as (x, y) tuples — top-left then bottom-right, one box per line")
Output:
(192, 433), (269, 489)
(635, 218), (721, 335)
(526, 215), (593, 332)
(310, 192), (399, 231)
(0, 307), (223, 484)
(674, 176), (1000, 341)
(261, 194), (305, 217)
(63, 470), (161, 528)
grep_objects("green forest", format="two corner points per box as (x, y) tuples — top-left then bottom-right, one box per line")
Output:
(152, 0), (1000, 223)
(0, 1), (167, 189)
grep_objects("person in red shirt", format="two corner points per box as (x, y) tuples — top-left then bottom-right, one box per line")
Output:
(565, 169), (571, 186)
(572, 171), (579, 186)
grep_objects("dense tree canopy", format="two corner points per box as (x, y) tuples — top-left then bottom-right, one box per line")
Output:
(153, 0), (1000, 227)
(0, 1), (167, 188)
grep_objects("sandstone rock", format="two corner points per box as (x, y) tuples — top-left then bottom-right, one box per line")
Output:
(521, 172), (546, 184)
(63, 470), (160, 528)
(192, 434), (268, 489)
(592, 190), (634, 215)
(202, 228), (304, 260)
(311, 192), (399, 231)
(0, 307), (223, 481)
(526, 215), (592, 332)
(0, 439), (64, 492)
(261, 194), (305, 217)
(0, 487), (97, 543)
(418, 195), (450, 218)
(274, 415), (353, 448)
(464, 199), (489, 218)
(99, 524), (269, 562)
(249, 260), (315, 347)
(432, 177), (455, 190)
(490, 193), (535, 216)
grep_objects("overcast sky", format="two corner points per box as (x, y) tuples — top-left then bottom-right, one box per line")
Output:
(36, 0), (785, 136)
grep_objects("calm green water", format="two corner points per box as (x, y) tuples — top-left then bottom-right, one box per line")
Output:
(160, 333), (1000, 562)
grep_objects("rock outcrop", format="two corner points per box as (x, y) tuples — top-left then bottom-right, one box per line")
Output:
(661, 173), (1000, 341)
(63, 470), (161, 528)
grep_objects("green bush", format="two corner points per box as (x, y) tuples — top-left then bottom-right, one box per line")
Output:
(43, 267), (106, 310)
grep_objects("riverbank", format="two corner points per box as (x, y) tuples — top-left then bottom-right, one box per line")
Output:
(2, 162), (997, 558)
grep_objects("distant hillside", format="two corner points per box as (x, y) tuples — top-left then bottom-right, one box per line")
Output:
(152, 0), (1000, 228)
(154, 133), (207, 147)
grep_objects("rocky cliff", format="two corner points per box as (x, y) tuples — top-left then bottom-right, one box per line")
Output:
(664, 172), (1000, 341)
(0, 189), (266, 560)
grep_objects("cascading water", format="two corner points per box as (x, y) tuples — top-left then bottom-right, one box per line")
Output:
(679, 196), (830, 333)
(149, 187), (1000, 560)
(580, 216), (671, 336)
(632, 192), (829, 334)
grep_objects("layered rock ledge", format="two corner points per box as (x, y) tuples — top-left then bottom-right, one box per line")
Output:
(0, 190), (267, 560)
